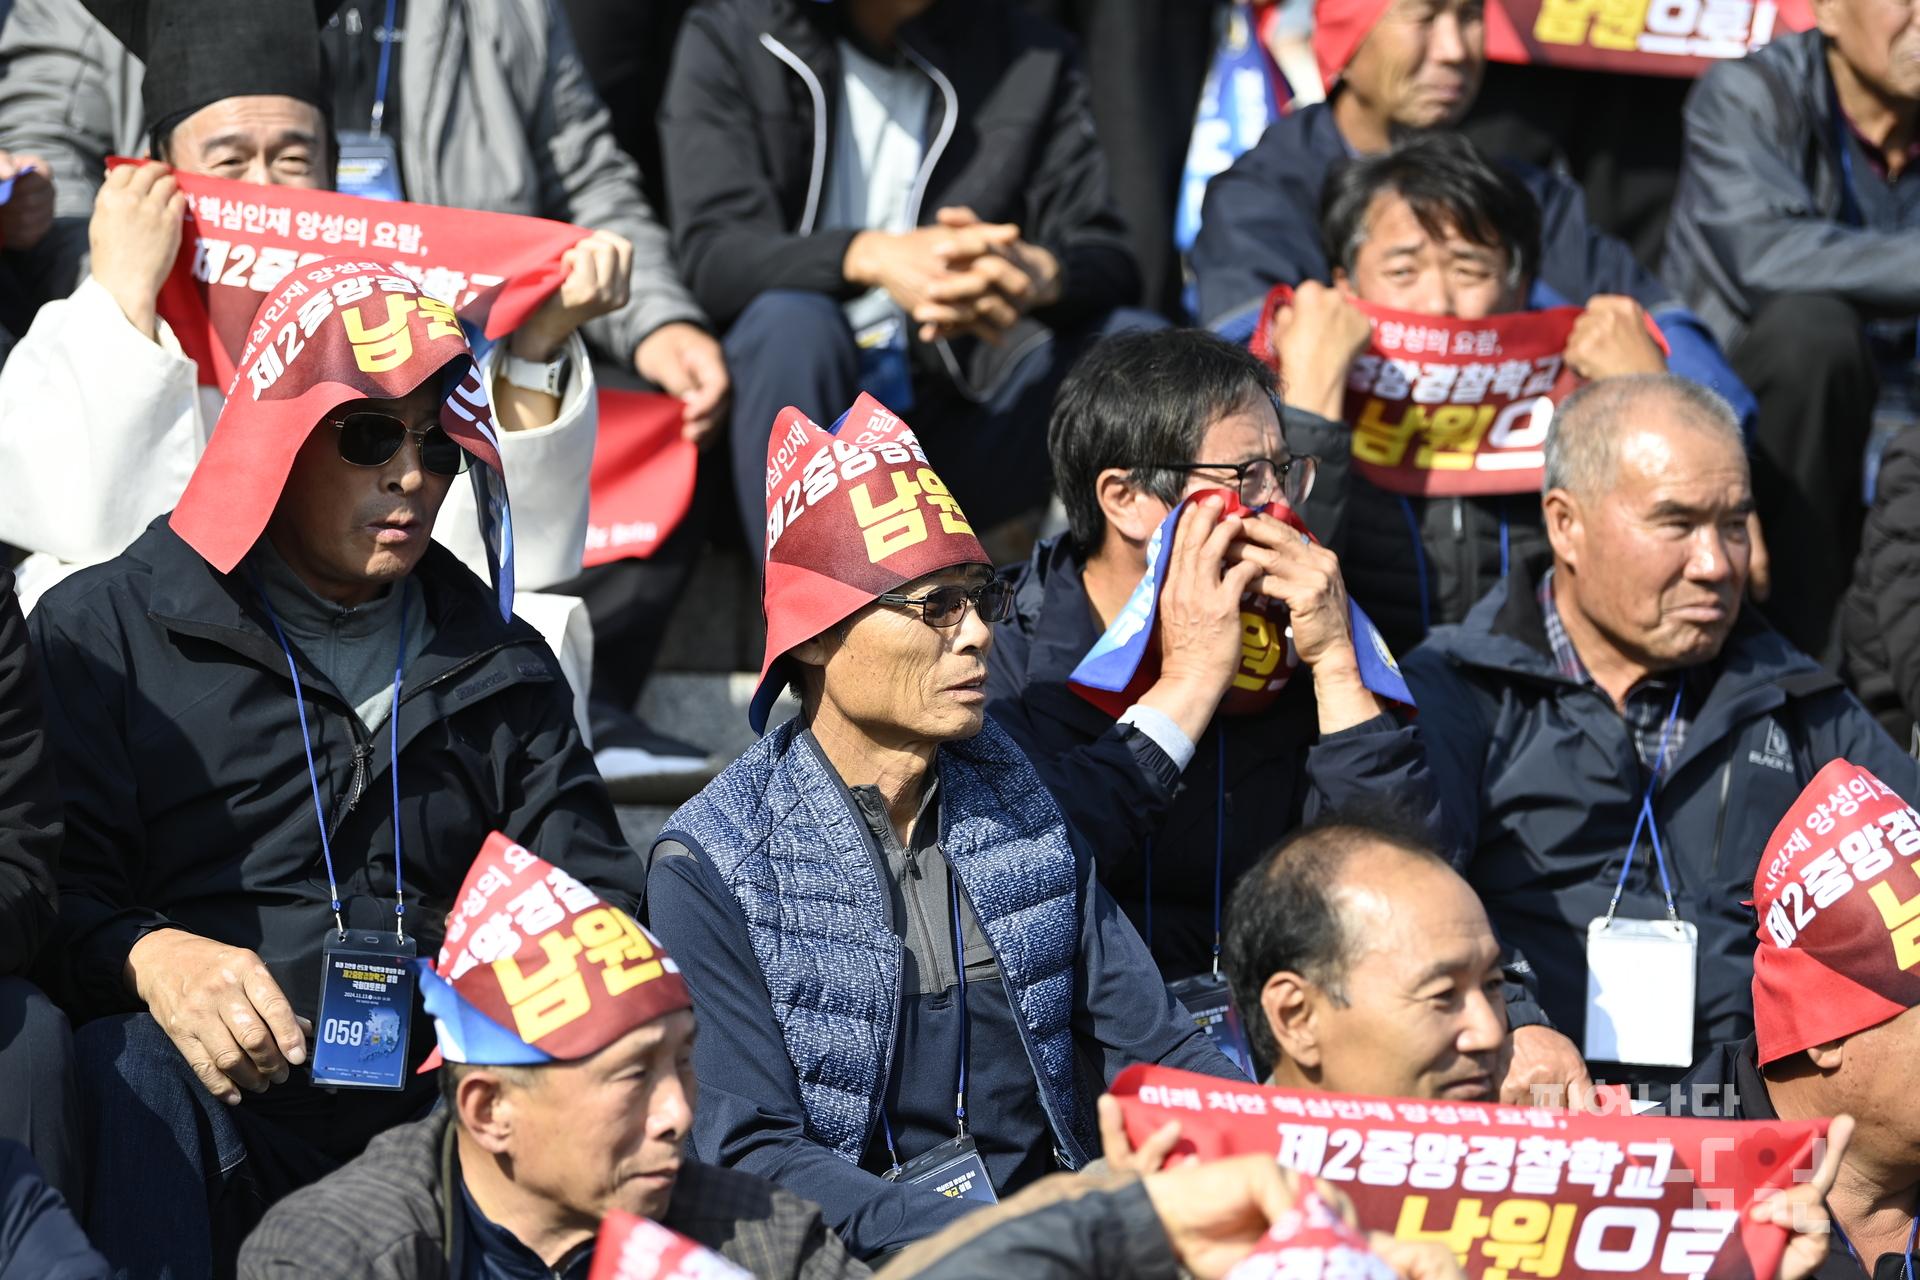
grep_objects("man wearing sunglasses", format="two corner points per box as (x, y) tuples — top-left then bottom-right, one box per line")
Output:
(647, 394), (1240, 1261)
(26, 260), (645, 1275)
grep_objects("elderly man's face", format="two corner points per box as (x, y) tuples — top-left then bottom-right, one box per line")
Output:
(1819, 0), (1920, 103)
(494, 1011), (698, 1226)
(1276, 848), (1509, 1100)
(1339, 193), (1522, 319)
(1343, 0), (1486, 131)
(265, 383), (457, 606)
(805, 564), (995, 746)
(1547, 407), (1752, 674)
(165, 95), (330, 188)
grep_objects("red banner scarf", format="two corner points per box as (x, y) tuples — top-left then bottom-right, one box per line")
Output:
(1751, 758), (1920, 1065)
(1252, 285), (1668, 497)
(1115, 1065), (1827, 1280)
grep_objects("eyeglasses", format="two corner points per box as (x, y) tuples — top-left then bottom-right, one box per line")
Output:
(330, 412), (470, 478)
(875, 578), (1015, 629)
(1148, 455), (1316, 510)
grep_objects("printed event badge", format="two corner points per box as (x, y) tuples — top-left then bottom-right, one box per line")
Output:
(312, 930), (417, 1090)
(883, 1133), (998, 1205)
(1582, 917), (1697, 1068)
(1167, 972), (1256, 1081)
(335, 131), (405, 203)
(853, 315), (916, 412)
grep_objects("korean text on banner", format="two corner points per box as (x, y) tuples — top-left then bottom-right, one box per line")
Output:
(1253, 286), (1592, 498)
(1113, 1065), (1828, 1280)
(109, 159), (584, 393)
(1481, 0), (1813, 77)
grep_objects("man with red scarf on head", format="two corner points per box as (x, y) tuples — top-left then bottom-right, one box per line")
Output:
(27, 259), (643, 1277)
(647, 395), (1241, 1262)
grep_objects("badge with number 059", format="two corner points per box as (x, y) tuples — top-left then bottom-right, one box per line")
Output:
(312, 931), (417, 1090)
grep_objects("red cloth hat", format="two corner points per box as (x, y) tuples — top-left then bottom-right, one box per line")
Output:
(750, 393), (990, 732)
(170, 257), (515, 618)
(1312, 0), (1393, 91)
(1751, 759), (1920, 1064)
(416, 832), (691, 1071)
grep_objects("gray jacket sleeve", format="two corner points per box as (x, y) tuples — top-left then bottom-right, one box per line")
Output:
(1672, 54), (1920, 316)
(0, 0), (144, 296)
(521, 0), (706, 363)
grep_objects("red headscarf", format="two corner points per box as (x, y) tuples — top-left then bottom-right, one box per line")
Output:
(417, 831), (691, 1070)
(750, 393), (990, 732)
(1751, 759), (1920, 1064)
(169, 257), (515, 618)
(1312, 0), (1394, 91)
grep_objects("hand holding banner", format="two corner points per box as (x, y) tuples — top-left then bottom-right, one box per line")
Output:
(112, 160), (585, 393)
(1114, 1065), (1828, 1280)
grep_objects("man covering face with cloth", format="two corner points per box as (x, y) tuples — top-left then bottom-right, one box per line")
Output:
(648, 395), (1242, 1261)
(29, 258), (644, 1275)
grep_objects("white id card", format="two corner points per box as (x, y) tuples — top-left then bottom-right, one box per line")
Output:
(1583, 917), (1698, 1067)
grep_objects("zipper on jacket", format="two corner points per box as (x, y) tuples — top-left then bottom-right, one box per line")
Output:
(327, 738), (375, 841)
(1707, 757), (1734, 874)
(757, 34), (829, 234)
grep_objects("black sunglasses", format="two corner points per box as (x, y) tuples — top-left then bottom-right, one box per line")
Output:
(330, 412), (469, 478)
(875, 578), (1014, 629)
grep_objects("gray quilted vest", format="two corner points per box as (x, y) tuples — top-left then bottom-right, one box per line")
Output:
(658, 715), (1093, 1166)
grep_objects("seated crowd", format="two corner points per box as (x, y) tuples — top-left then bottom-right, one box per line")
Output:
(1, 0), (1919, 1275)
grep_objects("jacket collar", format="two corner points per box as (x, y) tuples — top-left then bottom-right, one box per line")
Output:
(140, 519), (530, 709)
(1010, 533), (1146, 741)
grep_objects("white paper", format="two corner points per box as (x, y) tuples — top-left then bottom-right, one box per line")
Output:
(1583, 917), (1698, 1067)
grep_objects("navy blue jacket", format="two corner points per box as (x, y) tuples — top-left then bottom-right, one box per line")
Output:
(1189, 101), (1755, 427)
(984, 531), (1442, 981)
(1402, 555), (1920, 1061)
(0, 1142), (104, 1280)
(648, 780), (1234, 1260)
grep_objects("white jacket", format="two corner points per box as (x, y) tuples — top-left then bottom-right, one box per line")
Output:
(0, 277), (600, 733)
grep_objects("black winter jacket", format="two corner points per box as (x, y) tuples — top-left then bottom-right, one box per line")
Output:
(0, 567), (62, 977)
(30, 520), (644, 1031)
(1403, 555), (1920, 1063)
(1843, 424), (1920, 748)
(1663, 29), (1920, 352)
(659, 0), (1137, 334)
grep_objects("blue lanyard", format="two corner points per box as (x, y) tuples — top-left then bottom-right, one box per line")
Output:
(880, 865), (971, 1171)
(369, 0), (399, 137)
(1833, 1213), (1918, 1280)
(251, 574), (411, 943)
(1605, 686), (1686, 924)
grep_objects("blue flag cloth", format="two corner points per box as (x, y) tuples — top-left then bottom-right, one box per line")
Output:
(1069, 490), (1411, 716)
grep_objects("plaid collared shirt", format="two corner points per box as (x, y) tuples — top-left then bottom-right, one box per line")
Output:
(1538, 568), (1692, 774)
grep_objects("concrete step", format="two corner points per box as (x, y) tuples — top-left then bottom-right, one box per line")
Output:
(600, 670), (795, 808)
(616, 804), (675, 854)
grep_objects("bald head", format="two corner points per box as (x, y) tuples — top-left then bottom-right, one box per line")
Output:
(1544, 373), (1744, 500)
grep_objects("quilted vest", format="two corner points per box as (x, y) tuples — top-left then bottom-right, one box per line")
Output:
(660, 716), (1093, 1166)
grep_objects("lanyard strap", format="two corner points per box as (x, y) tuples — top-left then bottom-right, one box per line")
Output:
(1833, 1213), (1919, 1280)
(369, 0), (399, 136)
(251, 573), (411, 943)
(1211, 730), (1226, 978)
(878, 863), (973, 1172)
(1605, 685), (1685, 925)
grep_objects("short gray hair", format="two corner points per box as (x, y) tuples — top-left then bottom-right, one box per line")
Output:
(1543, 373), (1743, 497)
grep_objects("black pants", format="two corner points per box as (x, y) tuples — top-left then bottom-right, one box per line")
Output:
(1731, 293), (1878, 661)
(0, 978), (81, 1216)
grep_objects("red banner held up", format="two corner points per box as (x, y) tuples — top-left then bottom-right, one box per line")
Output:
(112, 159), (584, 393)
(1482, 0), (1813, 77)
(1114, 1065), (1827, 1280)
(588, 1210), (750, 1280)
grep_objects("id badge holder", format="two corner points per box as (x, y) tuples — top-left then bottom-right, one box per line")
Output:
(883, 1133), (998, 1204)
(335, 131), (405, 203)
(854, 314), (916, 411)
(1582, 917), (1697, 1068)
(1167, 971), (1255, 1081)
(312, 930), (417, 1090)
